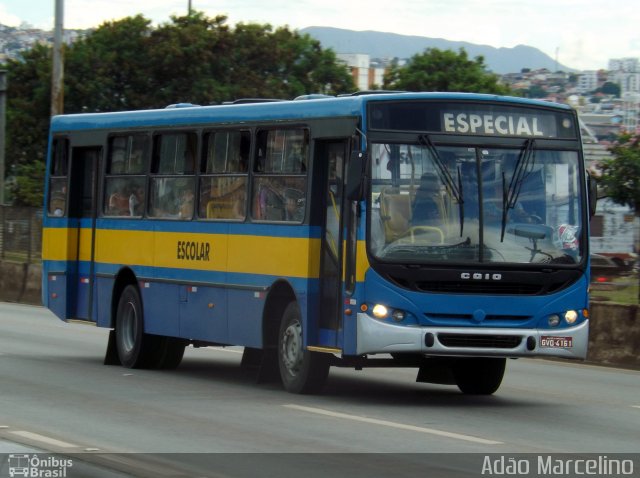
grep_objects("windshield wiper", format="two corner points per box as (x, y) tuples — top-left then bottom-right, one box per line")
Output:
(419, 134), (464, 236)
(500, 139), (536, 241)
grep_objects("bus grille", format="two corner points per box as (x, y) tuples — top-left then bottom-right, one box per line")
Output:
(437, 333), (522, 349)
(416, 281), (543, 294)
(386, 271), (579, 296)
(425, 312), (532, 322)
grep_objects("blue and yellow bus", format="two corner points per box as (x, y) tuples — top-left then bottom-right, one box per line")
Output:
(42, 92), (596, 395)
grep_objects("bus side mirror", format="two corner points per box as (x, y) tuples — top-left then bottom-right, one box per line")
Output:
(346, 151), (366, 201)
(587, 173), (598, 218)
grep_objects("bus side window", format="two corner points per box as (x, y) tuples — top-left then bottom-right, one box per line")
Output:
(199, 130), (249, 221)
(149, 131), (197, 220)
(48, 138), (69, 216)
(251, 128), (308, 223)
(104, 134), (149, 217)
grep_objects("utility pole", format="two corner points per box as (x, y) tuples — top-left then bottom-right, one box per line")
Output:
(0, 70), (6, 205)
(188, 0), (192, 16)
(51, 0), (64, 117)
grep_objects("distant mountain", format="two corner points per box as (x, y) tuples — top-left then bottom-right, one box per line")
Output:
(300, 27), (574, 74)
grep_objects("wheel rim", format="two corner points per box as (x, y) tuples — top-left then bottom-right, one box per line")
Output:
(120, 299), (138, 354)
(281, 320), (303, 377)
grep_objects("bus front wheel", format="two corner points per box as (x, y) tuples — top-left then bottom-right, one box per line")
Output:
(452, 357), (506, 395)
(278, 302), (329, 394)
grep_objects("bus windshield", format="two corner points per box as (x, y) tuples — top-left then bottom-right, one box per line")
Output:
(369, 141), (583, 266)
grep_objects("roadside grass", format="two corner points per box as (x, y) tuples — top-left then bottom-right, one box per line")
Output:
(590, 276), (639, 305)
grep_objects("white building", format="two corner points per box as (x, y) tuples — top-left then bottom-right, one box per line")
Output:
(611, 71), (640, 96)
(576, 71), (599, 93)
(337, 53), (386, 91)
(608, 58), (639, 73)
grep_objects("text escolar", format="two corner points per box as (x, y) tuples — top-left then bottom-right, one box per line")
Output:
(177, 241), (211, 261)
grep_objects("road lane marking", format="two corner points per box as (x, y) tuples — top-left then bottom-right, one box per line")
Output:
(10, 431), (78, 448)
(284, 404), (503, 445)
(632, 406), (640, 409)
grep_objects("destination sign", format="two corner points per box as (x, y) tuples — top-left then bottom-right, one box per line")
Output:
(442, 111), (552, 137)
(368, 101), (578, 139)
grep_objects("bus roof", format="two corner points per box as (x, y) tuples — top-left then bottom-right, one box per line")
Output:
(50, 92), (574, 133)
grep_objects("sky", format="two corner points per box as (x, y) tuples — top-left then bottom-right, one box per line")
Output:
(1, 0), (639, 71)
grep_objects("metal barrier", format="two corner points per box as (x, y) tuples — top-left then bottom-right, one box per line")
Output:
(0, 205), (43, 263)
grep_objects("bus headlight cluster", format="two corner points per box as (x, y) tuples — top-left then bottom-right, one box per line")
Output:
(548, 310), (579, 327)
(371, 304), (406, 322)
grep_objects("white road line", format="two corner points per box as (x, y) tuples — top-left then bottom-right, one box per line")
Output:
(632, 406), (640, 409)
(284, 404), (503, 445)
(10, 431), (78, 448)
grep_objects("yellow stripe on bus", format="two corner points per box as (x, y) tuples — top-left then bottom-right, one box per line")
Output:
(43, 227), (327, 279)
(42, 227), (78, 262)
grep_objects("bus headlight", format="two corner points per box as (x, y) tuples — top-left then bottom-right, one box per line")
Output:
(564, 310), (578, 324)
(548, 314), (561, 327)
(372, 304), (388, 319)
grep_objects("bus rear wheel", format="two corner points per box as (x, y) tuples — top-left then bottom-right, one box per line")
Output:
(155, 336), (186, 369)
(453, 357), (506, 395)
(115, 285), (157, 369)
(278, 302), (329, 394)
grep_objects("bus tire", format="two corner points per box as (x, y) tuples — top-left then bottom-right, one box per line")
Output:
(453, 357), (506, 395)
(156, 337), (186, 369)
(278, 301), (329, 394)
(115, 284), (158, 369)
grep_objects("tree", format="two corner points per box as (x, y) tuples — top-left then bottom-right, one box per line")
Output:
(144, 13), (234, 107)
(383, 48), (510, 94)
(526, 85), (547, 98)
(3, 12), (355, 206)
(600, 133), (640, 218)
(596, 81), (621, 98)
(65, 15), (157, 112)
(598, 132), (640, 300)
(5, 44), (52, 206)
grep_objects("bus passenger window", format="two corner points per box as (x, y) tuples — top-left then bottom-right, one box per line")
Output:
(251, 128), (308, 223)
(104, 176), (145, 217)
(149, 177), (194, 219)
(104, 134), (149, 217)
(199, 130), (250, 221)
(47, 138), (69, 217)
(153, 133), (197, 175)
(48, 178), (67, 216)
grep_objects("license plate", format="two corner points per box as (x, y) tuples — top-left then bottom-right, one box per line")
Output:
(540, 336), (573, 348)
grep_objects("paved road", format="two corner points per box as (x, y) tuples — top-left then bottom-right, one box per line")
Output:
(1, 302), (639, 477)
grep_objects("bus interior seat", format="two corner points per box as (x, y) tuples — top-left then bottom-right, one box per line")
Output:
(207, 199), (237, 219)
(380, 188), (412, 241)
(412, 174), (443, 225)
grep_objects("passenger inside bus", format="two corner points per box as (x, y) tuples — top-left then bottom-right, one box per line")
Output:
(108, 190), (130, 216)
(179, 188), (195, 219)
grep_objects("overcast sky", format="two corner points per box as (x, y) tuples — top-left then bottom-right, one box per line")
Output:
(1, 0), (639, 71)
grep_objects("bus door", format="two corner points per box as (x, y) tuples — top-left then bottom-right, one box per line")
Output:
(67, 146), (100, 321)
(317, 141), (348, 348)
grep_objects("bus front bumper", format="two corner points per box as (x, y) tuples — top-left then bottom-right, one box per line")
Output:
(356, 312), (589, 360)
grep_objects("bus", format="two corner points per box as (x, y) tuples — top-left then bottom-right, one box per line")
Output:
(41, 92), (596, 395)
